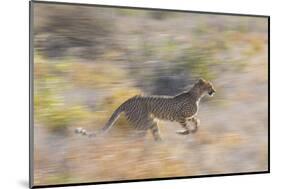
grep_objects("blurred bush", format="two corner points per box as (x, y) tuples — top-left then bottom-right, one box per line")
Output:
(147, 10), (177, 20)
(34, 4), (114, 59)
(70, 63), (126, 89)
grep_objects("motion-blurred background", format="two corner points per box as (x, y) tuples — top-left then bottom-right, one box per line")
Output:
(33, 2), (268, 186)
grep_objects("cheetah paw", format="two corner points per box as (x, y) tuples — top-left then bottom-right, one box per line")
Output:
(176, 129), (190, 135)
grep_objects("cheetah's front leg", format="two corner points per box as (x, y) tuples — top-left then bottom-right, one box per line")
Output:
(176, 118), (190, 135)
(190, 117), (200, 133)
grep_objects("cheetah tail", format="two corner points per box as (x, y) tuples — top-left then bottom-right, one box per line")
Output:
(99, 104), (124, 134)
(75, 104), (124, 138)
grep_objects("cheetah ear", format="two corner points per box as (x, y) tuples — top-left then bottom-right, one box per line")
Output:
(198, 78), (205, 83)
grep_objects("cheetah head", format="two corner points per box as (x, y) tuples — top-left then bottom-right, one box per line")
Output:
(197, 78), (216, 97)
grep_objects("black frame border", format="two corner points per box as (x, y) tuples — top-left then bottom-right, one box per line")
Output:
(29, 0), (270, 188)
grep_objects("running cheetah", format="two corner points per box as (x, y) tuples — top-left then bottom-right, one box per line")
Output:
(75, 78), (216, 141)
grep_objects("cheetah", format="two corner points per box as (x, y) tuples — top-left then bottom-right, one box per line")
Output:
(75, 78), (216, 141)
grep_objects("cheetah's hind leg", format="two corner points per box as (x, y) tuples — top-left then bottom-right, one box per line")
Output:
(150, 121), (162, 141)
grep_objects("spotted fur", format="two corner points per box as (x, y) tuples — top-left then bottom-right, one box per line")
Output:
(75, 78), (216, 141)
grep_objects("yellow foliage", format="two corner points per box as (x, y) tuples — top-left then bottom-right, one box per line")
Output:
(249, 36), (264, 52)
(40, 105), (92, 132)
(71, 63), (126, 88)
